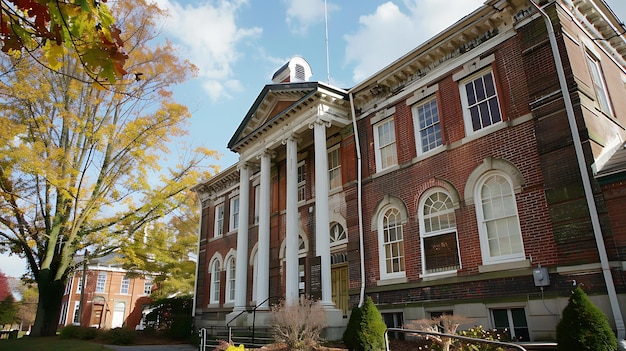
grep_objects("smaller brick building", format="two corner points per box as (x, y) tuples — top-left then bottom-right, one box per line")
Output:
(58, 254), (154, 330)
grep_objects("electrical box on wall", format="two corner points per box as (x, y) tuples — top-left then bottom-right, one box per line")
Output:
(533, 266), (550, 287)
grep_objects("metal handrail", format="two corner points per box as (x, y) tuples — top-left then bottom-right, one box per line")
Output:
(226, 296), (280, 344)
(384, 327), (528, 351)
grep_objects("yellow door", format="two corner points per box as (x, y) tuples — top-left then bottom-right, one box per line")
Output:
(331, 265), (349, 316)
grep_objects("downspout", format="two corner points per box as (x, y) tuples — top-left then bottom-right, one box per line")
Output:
(349, 92), (366, 307)
(529, 0), (625, 339)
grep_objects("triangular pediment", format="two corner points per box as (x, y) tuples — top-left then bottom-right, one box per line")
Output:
(228, 82), (349, 153)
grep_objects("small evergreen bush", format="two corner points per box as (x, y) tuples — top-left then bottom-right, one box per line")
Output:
(58, 325), (98, 340)
(102, 327), (137, 345)
(556, 286), (617, 351)
(342, 297), (386, 351)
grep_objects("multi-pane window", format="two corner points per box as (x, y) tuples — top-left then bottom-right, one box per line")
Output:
(374, 119), (397, 171)
(229, 196), (240, 231)
(477, 172), (524, 264)
(330, 222), (347, 246)
(214, 204), (224, 237)
(96, 272), (107, 293)
(492, 308), (530, 341)
(144, 278), (153, 295)
(254, 185), (260, 224)
(379, 207), (405, 278)
(585, 51), (612, 115)
(120, 276), (130, 294)
(297, 161), (306, 202)
(328, 146), (342, 189)
(59, 301), (69, 325)
(413, 98), (442, 153)
(72, 301), (80, 324)
(462, 71), (502, 133)
(64, 276), (73, 295)
(420, 190), (460, 274)
(76, 275), (83, 293)
(226, 257), (236, 303)
(210, 260), (221, 304)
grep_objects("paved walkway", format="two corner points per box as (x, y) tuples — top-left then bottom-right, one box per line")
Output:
(103, 344), (197, 351)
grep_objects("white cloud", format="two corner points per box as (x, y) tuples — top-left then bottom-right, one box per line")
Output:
(151, 0), (262, 101)
(284, 0), (338, 35)
(344, 0), (484, 82)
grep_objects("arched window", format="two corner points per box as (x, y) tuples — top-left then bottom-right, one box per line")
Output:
(378, 207), (405, 279)
(419, 189), (460, 275)
(209, 259), (221, 304)
(476, 172), (524, 264)
(330, 222), (347, 247)
(225, 256), (236, 303)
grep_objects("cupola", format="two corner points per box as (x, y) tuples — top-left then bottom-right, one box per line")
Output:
(271, 56), (313, 83)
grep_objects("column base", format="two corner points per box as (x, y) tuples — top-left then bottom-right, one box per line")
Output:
(322, 306), (346, 341)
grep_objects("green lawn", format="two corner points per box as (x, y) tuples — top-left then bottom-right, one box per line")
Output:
(0, 336), (116, 351)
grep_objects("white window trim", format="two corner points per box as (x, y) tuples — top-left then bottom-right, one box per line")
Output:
(214, 203), (225, 238)
(377, 206), (406, 281)
(458, 68), (503, 137)
(297, 160), (306, 202)
(229, 196), (240, 232)
(418, 188), (461, 277)
(120, 276), (130, 294)
(72, 301), (81, 325)
(584, 49), (613, 116)
(225, 255), (236, 303)
(475, 171), (525, 265)
(95, 272), (107, 293)
(209, 257), (222, 305)
(373, 118), (398, 172)
(328, 145), (342, 190)
(412, 96), (444, 155)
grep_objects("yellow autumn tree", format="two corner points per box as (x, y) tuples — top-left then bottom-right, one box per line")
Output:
(0, 0), (217, 337)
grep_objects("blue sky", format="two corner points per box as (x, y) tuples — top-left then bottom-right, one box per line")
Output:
(1, 0), (625, 278)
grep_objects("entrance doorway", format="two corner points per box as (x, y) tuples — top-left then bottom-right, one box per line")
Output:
(331, 265), (349, 316)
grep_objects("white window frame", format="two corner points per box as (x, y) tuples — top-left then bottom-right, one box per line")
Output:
(297, 161), (306, 202)
(459, 69), (502, 136)
(76, 275), (83, 293)
(373, 118), (398, 172)
(491, 307), (529, 341)
(214, 203), (224, 238)
(253, 184), (260, 224)
(330, 222), (347, 247)
(229, 196), (240, 232)
(585, 50), (613, 115)
(96, 272), (107, 293)
(412, 97), (443, 155)
(378, 206), (406, 280)
(64, 276), (73, 295)
(419, 189), (461, 276)
(475, 171), (525, 265)
(120, 276), (130, 294)
(72, 301), (81, 325)
(225, 256), (236, 303)
(59, 301), (69, 325)
(143, 278), (153, 295)
(328, 145), (342, 190)
(209, 259), (221, 305)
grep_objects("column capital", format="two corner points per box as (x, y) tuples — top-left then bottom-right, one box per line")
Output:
(281, 133), (301, 146)
(255, 149), (276, 161)
(309, 116), (332, 130)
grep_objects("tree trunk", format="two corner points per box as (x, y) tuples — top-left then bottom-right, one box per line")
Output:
(30, 269), (65, 337)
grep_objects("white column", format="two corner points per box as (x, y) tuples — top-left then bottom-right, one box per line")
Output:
(233, 162), (250, 312)
(283, 135), (300, 305)
(311, 118), (333, 306)
(257, 152), (271, 308)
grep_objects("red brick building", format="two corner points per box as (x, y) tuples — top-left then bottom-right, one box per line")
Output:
(58, 254), (154, 330)
(193, 0), (626, 342)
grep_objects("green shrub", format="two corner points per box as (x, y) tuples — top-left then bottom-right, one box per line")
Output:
(102, 327), (137, 345)
(58, 325), (98, 340)
(342, 297), (386, 351)
(556, 287), (617, 351)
